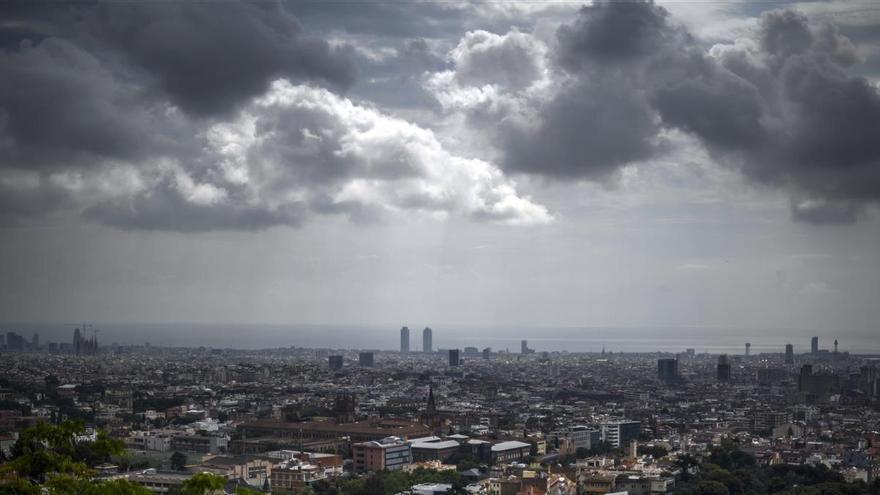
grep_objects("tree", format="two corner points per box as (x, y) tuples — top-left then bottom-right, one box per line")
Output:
(44, 476), (152, 495)
(674, 453), (700, 482)
(8, 420), (89, 483)
(179, 472), (226, 495)
(0, 421), (151, 495)
(0, 476), (41, 495)
(694, 480), (730, 495)
(170, 451), (188, 471)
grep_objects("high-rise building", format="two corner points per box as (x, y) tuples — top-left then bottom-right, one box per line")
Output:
(422, 327), (432, 353)
(785, 344), (794, 365)
(745, 342), (751, 356)
(811, 336), (819, 354)
(5, 332), (24, 351)
(448, 349), (460, 367)
(359, 352), (374, 367)
(860, 366), (878, 398)
(757, 368), (787, 385)
(31, 333), (39, 348)
(521, 340), (529, 354)
(400, 327), (410, 354)
(73, 327), (82, 355)
(482, 347), (491, 360)
(798, 364), (813, 392)
(717, 355), (731, 381)
(328, 355), (344, 370)
(657, 358), (678, 383)
(600, 420), (641, 448)
(834, 339), (838, 355)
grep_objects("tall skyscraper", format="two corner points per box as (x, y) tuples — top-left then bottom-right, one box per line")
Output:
(359, 352), (374, 367)
(73, 327), (82, 355)
(482, 347), (491, 360)
(31, 333), (39, 347)
(5, 332), (24, 351)
(422, 327), (432, 353)
(448, 349), (460, 366)
(834, 339), (838, 355)
(798, 364), (813, 392)
(400, 326), (410, 354)
(745, 342), (751, 356)
(811, 336), (819, 354)
(657, 358), (678, 383)
(328, 355), (344, 370)
(717, 355), (731, 381)
(785, 344), (794, 365)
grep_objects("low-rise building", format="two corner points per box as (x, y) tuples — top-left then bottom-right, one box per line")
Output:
(352, 436), (412, 472)
(491, 441), (531, 463)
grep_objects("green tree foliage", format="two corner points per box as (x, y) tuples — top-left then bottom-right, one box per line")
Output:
(0, 420), (150, 495)
(674, 453), (700, 482)
(178, 472), (226, 495)
(674, 444), (865, 495)
(44, 476), (152, 495)
(308, 468), (464, 495)
(7, 420), (89, 483)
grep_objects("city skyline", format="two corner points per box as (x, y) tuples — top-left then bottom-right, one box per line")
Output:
(2, 325), (863, 358)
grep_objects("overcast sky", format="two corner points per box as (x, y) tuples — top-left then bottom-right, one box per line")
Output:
(1, 0), (879, 334)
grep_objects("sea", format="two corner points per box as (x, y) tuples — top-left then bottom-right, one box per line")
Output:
(2, 322), (878, 355)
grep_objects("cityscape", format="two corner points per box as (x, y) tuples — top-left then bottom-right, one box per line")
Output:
(1, 326), (878, 494)
(3, 0), (880, 494)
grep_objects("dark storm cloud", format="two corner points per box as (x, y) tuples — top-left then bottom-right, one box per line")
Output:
(0, 37), (189, 169)
(86, 1), (355, 117)
(496, 1), (681, 179)
(556, 0), (683, 67)
(0, 0), (354, 172)
(0, 1), (356, 119)
(474, 1), (880, 224)
(503, 78), (660, 179)
(711, 9), (880, 223)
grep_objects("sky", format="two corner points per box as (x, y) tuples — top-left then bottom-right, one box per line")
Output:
(1, 0), (880, 337)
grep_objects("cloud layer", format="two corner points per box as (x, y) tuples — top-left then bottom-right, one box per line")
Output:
(0, 1), (549, 230)
(425, 1), (880, 224)
(2, 0), (879, 229)
(85, 82), (551, 231)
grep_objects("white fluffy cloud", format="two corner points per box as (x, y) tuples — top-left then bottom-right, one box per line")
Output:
(75, 81), (552, 230)
(424, 29), (553, 120)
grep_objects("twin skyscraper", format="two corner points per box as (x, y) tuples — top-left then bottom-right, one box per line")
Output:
(399, 326), (432, 353)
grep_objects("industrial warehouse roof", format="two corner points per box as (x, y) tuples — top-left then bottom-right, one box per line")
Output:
(410, 440), (460, 450)
(491, 441), (531, 452)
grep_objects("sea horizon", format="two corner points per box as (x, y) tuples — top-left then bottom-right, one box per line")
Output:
(2, 321), (877, 355)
